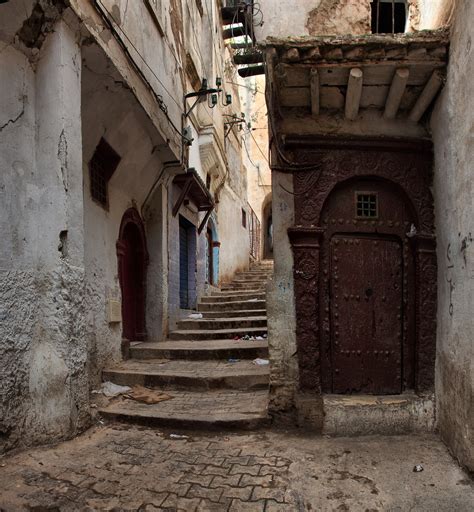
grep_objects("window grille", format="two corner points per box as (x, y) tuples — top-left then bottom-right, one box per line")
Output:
(371, 0), (407, 34)
(89, 138), (121, 208)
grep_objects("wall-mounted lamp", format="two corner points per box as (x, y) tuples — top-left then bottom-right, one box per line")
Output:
(209, 94), (218, 108)
(184, 76), (233, 117)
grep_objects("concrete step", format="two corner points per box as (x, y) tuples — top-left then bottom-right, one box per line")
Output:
(100, 389), (270, 430)
(201, 293), (265, 303)
(103, 359), (269, 390)
(198, 300), (266, 312)
(130, 340), (268, 360)
(168, 326), (267, 341)
(199, 309), (267, 318)
(177, 316), (267, 331)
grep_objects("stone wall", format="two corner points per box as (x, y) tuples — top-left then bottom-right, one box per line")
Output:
(0, 20), (89, 451)
(430, 0), (474, 472)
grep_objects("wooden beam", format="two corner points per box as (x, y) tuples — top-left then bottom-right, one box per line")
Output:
(172, 177), (192, 217)
(409, 70), (444, 123)
(310, 68), (320, 117)
(198, 208), (214, 234)
(345, 68), (363, 121)
(384, 68), (409, 119)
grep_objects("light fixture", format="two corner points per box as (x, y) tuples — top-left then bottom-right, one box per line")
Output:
(216, 77), (222, 87)
(210, 94), (218, 108)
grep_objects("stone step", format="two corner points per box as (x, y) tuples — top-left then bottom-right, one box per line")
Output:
(201, 293), (265, 303)
(99, 390), (270, 430)
(103, 359), (269, 390)
(168, 326), (267, 341)
(198, 300), (266, 312)
(251, 262), (273, 268)
(223, 279), (267, 285)
(177, 316), (267, 331)
(199, 309), (267, 318)
(130, 340), (268, 360)
(210, 289), (263, 296)
(221, 283), (266, 290)
(235, 271), (271, 277)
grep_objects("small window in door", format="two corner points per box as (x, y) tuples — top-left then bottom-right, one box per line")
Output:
(371, 0), (407, 34)
(356, 192), (378, 219)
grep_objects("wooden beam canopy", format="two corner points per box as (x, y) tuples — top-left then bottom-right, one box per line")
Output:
(345, 68), (363, 120)
(409, 70), (444, 122)
(384, 68), (410, 119)
(172, 169), (215, 234)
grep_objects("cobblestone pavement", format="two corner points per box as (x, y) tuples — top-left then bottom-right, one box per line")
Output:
(0, 423), (473, 511)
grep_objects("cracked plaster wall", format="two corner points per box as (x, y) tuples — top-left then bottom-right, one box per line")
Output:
(255, 0), (453, 40)
(0, 21), (88, 452)
(266, 172), (298, 416)
(430, 0), (474, 472)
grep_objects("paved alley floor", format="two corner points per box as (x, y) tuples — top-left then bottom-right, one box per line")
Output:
(0, 423), (472, 512)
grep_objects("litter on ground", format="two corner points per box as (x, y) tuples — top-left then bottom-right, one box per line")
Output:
(253, 358), (270, 366)
(92, 382), (132, 397)
(188, 313), (203, 319)
(124, 386), (173, 405)
(169, 434), (189, 440)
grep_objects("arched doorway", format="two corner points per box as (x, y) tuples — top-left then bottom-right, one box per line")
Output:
(262, 194), (273, 260)
(117, 208), (148, 341)
(288, 143), (437, 396)
(319, 178), (417, 395)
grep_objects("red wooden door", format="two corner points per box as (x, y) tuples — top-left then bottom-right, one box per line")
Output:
(118, 214), (147, 342)
(330, 235), (403, 394)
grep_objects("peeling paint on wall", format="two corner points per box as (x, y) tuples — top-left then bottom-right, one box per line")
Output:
(306, 0), (371, 36)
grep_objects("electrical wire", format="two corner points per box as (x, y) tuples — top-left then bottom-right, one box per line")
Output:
(250, 131), (269, 163)
(95, 0), (184, 139)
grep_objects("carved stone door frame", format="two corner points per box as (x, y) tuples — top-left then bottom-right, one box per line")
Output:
(286, 138), (437, 395)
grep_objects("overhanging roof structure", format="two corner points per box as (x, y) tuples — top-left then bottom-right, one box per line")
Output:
(263, 29), (449, 140)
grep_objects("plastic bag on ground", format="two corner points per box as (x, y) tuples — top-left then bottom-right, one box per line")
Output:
(94, 381), (132, 397)
(253, 358), (270, 366)
(188, 313), (203, 319)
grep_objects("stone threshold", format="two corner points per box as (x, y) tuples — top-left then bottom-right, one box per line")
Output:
(296, 392), (435, 436)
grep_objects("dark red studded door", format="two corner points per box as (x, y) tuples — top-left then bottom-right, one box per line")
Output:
(330, 235), (403, 394)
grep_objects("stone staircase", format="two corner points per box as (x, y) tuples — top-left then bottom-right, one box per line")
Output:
(100, 260), (273, 429)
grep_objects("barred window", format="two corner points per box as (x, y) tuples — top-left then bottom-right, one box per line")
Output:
(89, 138), (121, 208)
(371, 0), (407, 34)
(356, 192), (378, 219)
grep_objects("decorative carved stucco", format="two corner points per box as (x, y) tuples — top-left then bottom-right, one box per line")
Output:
(286, 142), (437, 394)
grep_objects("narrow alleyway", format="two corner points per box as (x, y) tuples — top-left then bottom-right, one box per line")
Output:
(0, 424), (472, 511)
(99, 261), (273, 428)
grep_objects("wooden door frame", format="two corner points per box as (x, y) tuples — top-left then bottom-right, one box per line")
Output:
(117, 208), (149, 352)
(285, 138), (437, 395)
